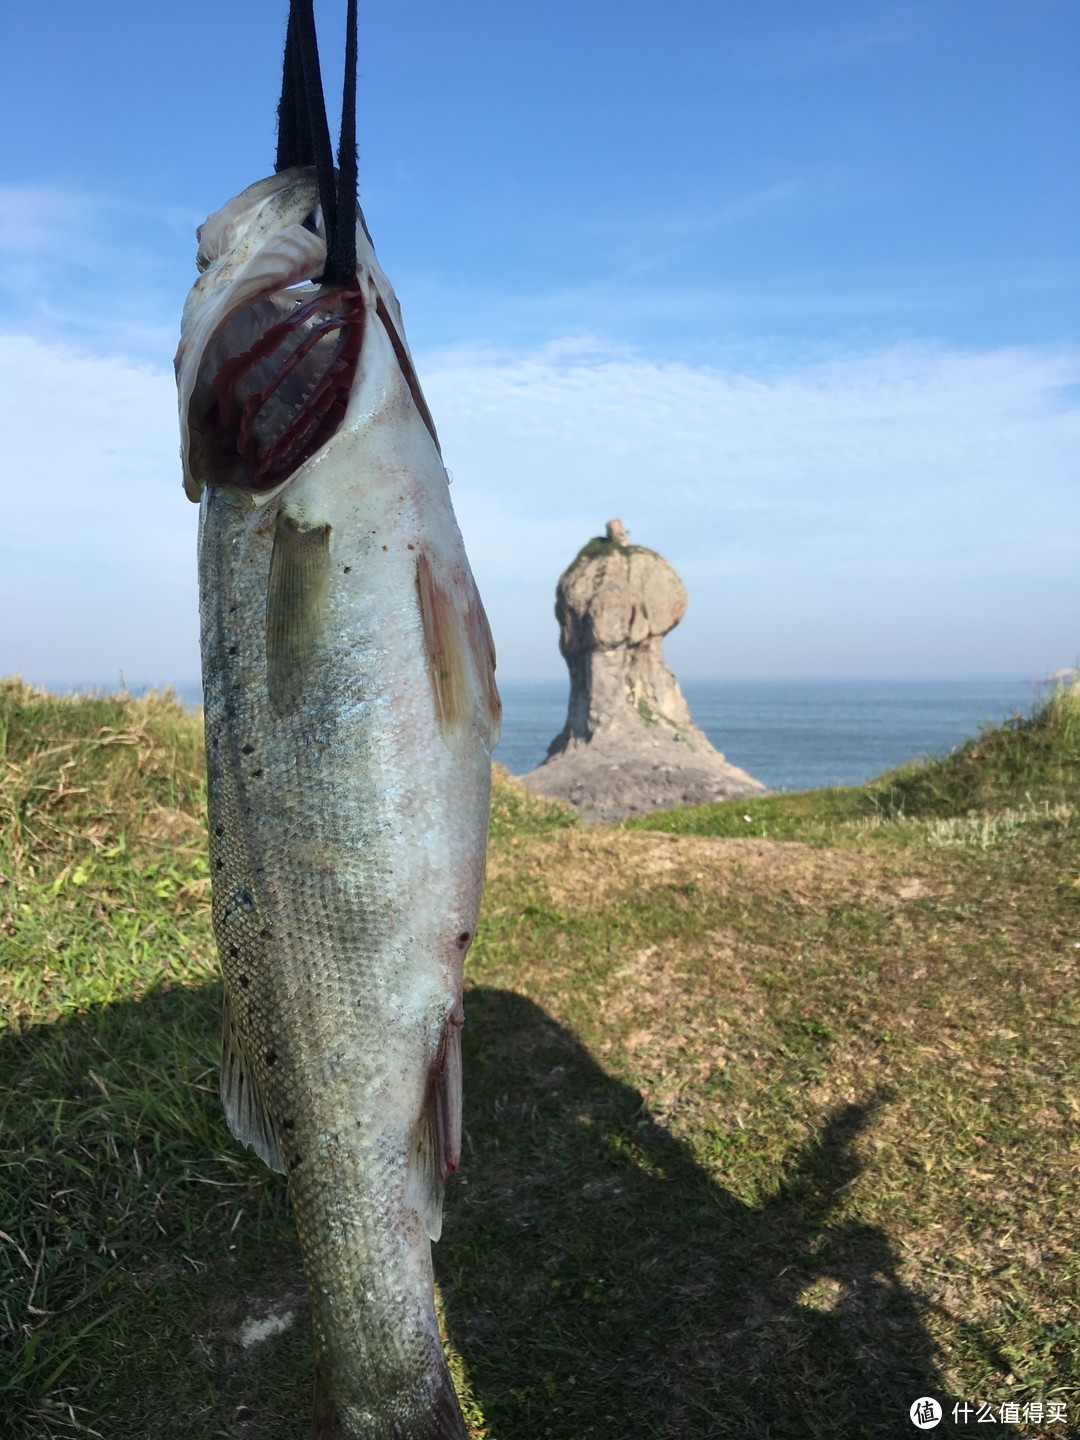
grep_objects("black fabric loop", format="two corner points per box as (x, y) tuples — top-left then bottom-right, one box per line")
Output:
(325, 0), (359, 286)
(273, 1), (358, 286)
(274, 11), (306, 172)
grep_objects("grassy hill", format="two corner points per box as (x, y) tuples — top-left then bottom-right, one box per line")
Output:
(1, 679), (1077, 1438)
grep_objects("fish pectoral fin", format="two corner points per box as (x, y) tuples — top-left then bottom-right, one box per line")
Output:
(415, 551), (467, 739)
(416, 552), (501, 746)
(265, 511), (332, 714)
(220, 992), (285, 1173)
(406, 1006), (463, 1243)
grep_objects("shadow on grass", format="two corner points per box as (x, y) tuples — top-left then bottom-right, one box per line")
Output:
(1, 983), (302, 1440)
(2, 983), (957, 1439)
(444, 986), (959, 1440)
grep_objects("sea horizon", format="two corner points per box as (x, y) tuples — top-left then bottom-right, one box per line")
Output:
(27, 672), (1059, 794)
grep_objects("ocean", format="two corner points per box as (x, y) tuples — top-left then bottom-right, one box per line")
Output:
(50, 675), (1042, 793)
(489, 677), (1039, 792)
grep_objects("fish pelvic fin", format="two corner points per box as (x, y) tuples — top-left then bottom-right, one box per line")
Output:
(311, 1357), (469, 1440)
(266, 511), (332, 714)
(405, 1005), (463, 1244)
(220, 991), (285, 1173)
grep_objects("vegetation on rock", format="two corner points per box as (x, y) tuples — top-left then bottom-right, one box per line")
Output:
(563, 534), (638, 573)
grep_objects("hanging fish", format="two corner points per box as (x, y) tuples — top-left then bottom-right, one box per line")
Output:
(174, 4), (498, 1435)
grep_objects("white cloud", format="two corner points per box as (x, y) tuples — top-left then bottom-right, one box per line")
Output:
(0, 334), (198, 683)
(2, 331), (1076, 686)
(430, 337), (1077, 526)
(429, 339), (1080, 676)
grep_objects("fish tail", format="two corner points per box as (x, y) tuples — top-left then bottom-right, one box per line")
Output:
(312, 1359), (469, 1440)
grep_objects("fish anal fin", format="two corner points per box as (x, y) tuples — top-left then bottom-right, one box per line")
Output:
(266, 511), (331, 714)
(220, 991), (284, 1173)
(406, 1005), (463, 1243)
(415, 552), (470, 741)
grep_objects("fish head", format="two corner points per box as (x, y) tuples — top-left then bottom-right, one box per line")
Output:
(177, 167), (432, 505)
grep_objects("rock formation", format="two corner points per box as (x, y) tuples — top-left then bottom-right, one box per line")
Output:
(520, 521), (765, 821)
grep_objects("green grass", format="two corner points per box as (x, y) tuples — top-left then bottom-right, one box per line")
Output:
(871, 688), (1079, 817)
(2, 678), (1078, 1437)
(624, 687), (1079, 845)
(488, 762), (576, 842)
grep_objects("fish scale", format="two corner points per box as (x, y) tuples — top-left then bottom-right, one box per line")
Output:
(178, 168), (497, 1439)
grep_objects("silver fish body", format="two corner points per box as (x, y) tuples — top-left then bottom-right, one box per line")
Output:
(176, 168), (499, 1439)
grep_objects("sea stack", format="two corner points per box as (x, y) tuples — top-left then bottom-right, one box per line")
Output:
(520, 520), (766, 821)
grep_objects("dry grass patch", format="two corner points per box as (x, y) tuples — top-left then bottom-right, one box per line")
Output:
(468, 753), (1079, 1433)
(486, 823), (905, 921)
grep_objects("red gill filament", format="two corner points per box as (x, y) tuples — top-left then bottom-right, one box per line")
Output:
(209, 284), (364, 490)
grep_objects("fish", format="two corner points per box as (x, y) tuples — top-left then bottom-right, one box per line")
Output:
(174, 164), (500, 1438)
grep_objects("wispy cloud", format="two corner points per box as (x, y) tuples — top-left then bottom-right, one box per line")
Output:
(398, 245), (1080, 365)
(0, 185), (101, 262)
(428, 336), (1079, 529)
(626, 181), (809, 243)
(0, 182), (201, 261)
(599, 179), (819, 286)
(742, 16), (916, 80)
(0, 183), (199, 361)
(2, 331), (1076, 684)
(429, 337), (1079, 674)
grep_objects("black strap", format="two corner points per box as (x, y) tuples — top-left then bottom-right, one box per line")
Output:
(274, 10), (305, 172)
(274, 0), (358, 286)
(325, 0), (358, 285)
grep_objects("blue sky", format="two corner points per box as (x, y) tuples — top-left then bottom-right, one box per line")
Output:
(1, 0), (1076, 682)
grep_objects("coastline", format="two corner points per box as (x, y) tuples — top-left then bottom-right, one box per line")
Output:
(30, 674), (1045, 794)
